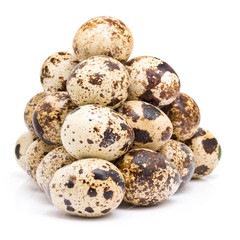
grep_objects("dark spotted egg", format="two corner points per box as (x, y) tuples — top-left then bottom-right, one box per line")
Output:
(125, 56), (180, 107)
(61, 105), (134, 161)
(73, 16), (133, 63)
(67, 55), (130, 109)
(40, 51), (79, 93)
(117, 100), (173, 151)
(33, 92), (76, 145)
(184, 128), (221, 178)
(116, 148), (180, 206)
(47, 158), (125, 217)
(158, 139), (195, 188)
(162, 92), (200, 141)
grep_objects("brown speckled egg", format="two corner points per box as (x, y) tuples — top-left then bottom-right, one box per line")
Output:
(118, 101), (173, 150)
(25, 139), (55, 184)
(162, 92), (200, 141)
(15, 132), (37, 171)
(126, 56), (180, 107)
(47, 158), (125, 217)
(73, 16), (133, 63)
(33, 92), (76, 145)
(67, 55), (130, 109)
(40, 51), (79, 93)
(116, 148), (180, 206)
(158, 139), (195, 188)
(61, 105), (134, 161)
(184, 128), (221, 178)
(36, 146), (76, 192)
(24, 92), (47, 136)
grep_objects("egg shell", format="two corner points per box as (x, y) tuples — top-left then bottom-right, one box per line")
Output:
(67, 55), (130, 109)
(24, 92), (47, 136)
(47, 158), (125, 217)
(184, 128), (221, 178)
(15, 132), (37, 171)
(36, 146), (76, 192)
(116, 148), (180, 206)
(162, 92), (200, 141)
(125, 56), (180, 107)
(117, 100), (173, 150)
(25, 139), (56, 184)
(61, 105), (134, 161)
(40, 51), (79, 93)
(33, 92), (76, 145)
(158, 139), (195, 188)
(73, 16), (133, 63)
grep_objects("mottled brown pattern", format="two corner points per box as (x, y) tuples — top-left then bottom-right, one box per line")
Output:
(89, 73), (105, 85)
(202, 138), (218, 154)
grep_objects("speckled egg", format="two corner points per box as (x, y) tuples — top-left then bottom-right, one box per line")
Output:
(117, 101), (173, 150)
(158, 139), (195, 188)
(184, 128), (221, 178)
(47, 158), (125, 217)
(15, 132), (37, 171)
(25, 139), (56, 184)
(24, 92), (47, 136)
(125, 56), (180, 107)
(73, 16), (133, 63)
(40, 51), (79, 93)
(162, 92), (200, 141)
(116, 148), (180, 206)
(67, 55), (130, 109)
(61, 105), (134, 161)
(33, 92), (76, 145)
(36, 146), (76, 192)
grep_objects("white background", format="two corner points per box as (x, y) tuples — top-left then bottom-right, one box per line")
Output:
(0, 0), (239, 239)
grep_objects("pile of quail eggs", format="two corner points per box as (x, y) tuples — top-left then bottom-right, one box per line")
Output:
(15, 16), (221, 217)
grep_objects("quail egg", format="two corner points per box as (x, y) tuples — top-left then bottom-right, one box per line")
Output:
(61, 104), (134, 161)
(184, 128), (221, 178)
(36, 146), (76, 192)
(158, 139), (195, 188)
(67, 55), (130, 109)
(116, 148), (180, 206)
(162, 92), (200, 141)
(33, 92), (76, 145)
(40, 51), (79, 93)
(117, 100), (173, 150)
(125, 56), (180, 107)
(47, 158), (125, 217)
(73, 16), (133, 63)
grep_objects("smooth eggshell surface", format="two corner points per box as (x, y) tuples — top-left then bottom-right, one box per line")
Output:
(116, 148), (180, 206)
(36, 146), (76, 192)
(73, 16), (133, 63)
(118, 100), (173, 150)
(47, 158), (125, 217)
(61, 105), (134, 161)
(40, 51), (79, 93)
(126, 56), (180, 107)
(67, 55), (130, 109)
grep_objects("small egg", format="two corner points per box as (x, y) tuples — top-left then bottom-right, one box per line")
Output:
(47, 158), (125, 217)
(24, 92), (47, 136)
(162, 92), (200, 141)
(184, 128), (221, 178)
(73, 16), (133, 63)
(125, 56), (180, 107)
(61, 105), (134, 161)
(117, 100), (173, 150)
(40, 51), (79, 93)
(116, 148), (180, 206)
(33, 92), (76, 145)
(14, 132), (37, 171)
(67, 55), (130, 109)
(36, 146), (76, 192)
(158, 139), (195, 188)
(25, 139), (56, 184)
